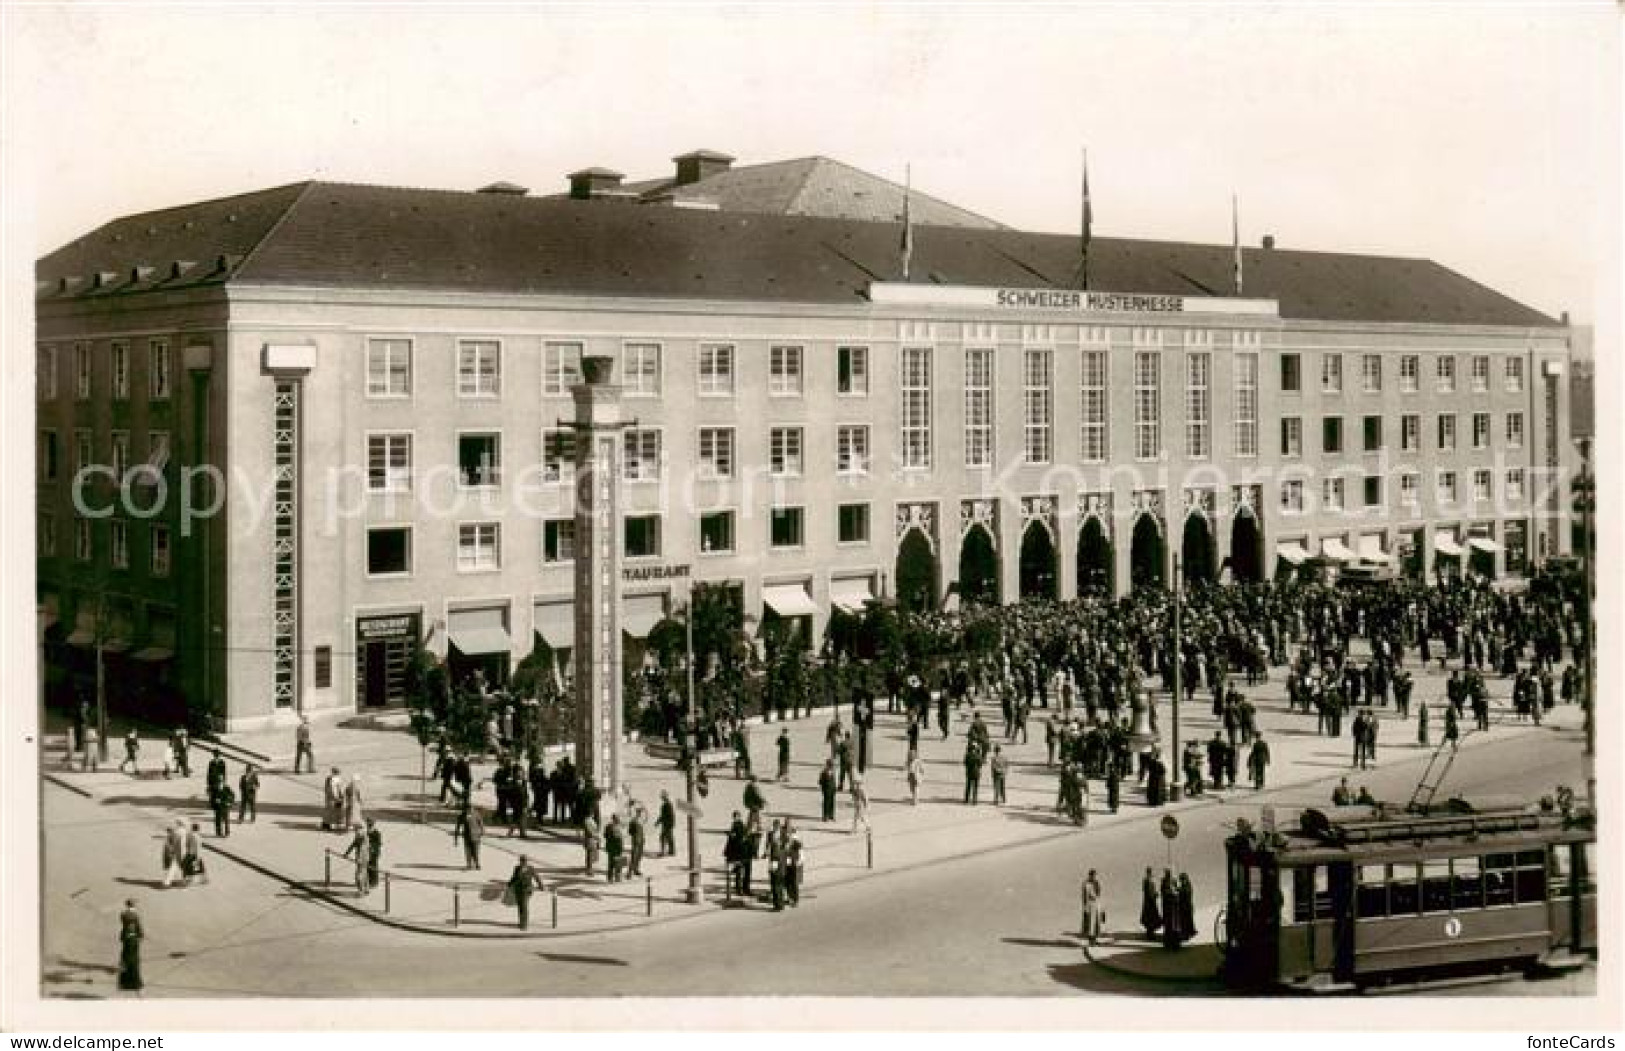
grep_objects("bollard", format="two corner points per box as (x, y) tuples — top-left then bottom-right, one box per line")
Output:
(453, 886), (460, 928)
(384, 872), (391, 914)
(325, 851), (332, 887)
(866, 829), (873, 869)
(646, 876), (653, 917)
(551, 890), (558, 930)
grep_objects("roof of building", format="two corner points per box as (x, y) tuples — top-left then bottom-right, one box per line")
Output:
(618, 155), (1007, 230)
(36, 179), (1561, 327)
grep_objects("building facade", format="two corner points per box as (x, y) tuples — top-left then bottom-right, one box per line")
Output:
(35, 168), (1575, 730)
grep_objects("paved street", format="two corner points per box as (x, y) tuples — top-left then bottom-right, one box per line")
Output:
(38, 636), (1593, 998)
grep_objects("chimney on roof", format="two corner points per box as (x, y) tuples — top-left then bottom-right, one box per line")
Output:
(478, 181), (529, 196)
(673, 149), (734, 187)
(1261, 234), (1276, 250)
(567, 167), (627, 200)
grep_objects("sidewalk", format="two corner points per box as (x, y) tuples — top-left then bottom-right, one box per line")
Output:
(42, 644), (1586, 940)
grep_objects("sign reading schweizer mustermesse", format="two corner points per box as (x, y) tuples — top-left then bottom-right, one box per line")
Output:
(868, 282), (1279, 316)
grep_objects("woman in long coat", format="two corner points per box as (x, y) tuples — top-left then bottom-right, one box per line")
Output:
(1160, 870), (1182, 949)
(161, 819), (185, 887)
(1081, 869), (1105, 945)
(1139, 867), (1162, 939)
(1177, 872), (1198, 943)
(343, 774), (366, 828)
(117, 900), (143, 991)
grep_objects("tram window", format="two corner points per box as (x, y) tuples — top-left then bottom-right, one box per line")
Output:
(1356, 864), (1388, 919)
(1484, 853), (1516, 907)
(1579, 843), (1597, 895)
(1283, 869), (1302, 924)
(1248, 865), (1265, 902)
(1421, 859), (1453, 913)
(1515, 852), (1547, 904)
(1451, 856), (1484, 910)
(1389, 863), (1420, 914)
(1291, 866), (1336, 922)
(1549, 848), (1572, 899)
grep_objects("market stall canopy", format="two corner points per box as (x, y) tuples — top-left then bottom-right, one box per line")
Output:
(1357, 535), (1392, 563)
(762, 582), (818, 618)
(1320, 537), (1356, 563)
(829, 577), (875, 614)
(449, 606), (511, 656)
(532, 599), (573, 650)
(1433, 533), (1465, 557)
(1275, 541), (1310, 566)
(621, 593), (667, 638)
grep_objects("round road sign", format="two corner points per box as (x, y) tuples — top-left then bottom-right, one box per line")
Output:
(1160, 815), (1180, 840)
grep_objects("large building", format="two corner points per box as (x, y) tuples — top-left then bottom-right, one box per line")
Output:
(34, 151), (1578, 731)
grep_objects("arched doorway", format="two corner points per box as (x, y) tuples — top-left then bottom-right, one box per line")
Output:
(1182, 514), (1217, 586)
(1018, 522), (1058, 601)
(1229, 508), (1263, 583)
(1130, 514), (1165, 590)
(894, 528), (939, 614)
(1076, 517), (1113, 596)
(957, 524), (1000, 607)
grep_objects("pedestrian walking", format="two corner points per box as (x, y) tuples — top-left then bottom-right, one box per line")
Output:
(582, 814), (602, 876)
(1081, 869), (1105, 945)
(238, 765), (259, 823)
(293, 715), (314, 773)
(1417, 701), (1430, 747)
(365, 819), (383, 890)
(627, 803), (646, 877)
(656, 789), (677, 857)
(343, 773), (366, 828)
(211, 782), (235, 838)
(159, 739), (176, 779)
(1247, 735), (1271, 791)
(1140, 867), (1162, 940)
(776, 728), (791, 783)
(604, 814), (626, 882)
(118, 731), (140, 775)
(172, 728), (191, 778)
(160, 819), (185, 887)
(460, 806), (484, 870)
(182, 822), (207, 884)
(80, 724), (100, 772)
(342, 824), (370, 894)
(990, 744), (1008, 805)
(849, 774), (871, 834)
(818, 759), (838, 822)
(117, 900), (144, 992)
(1177, 872), (1197, 944)
(1160, 870), (1182, 949)
(905, 748), (924, 805)
(506, 856), (544, 929)
(322, 768), (344, 831)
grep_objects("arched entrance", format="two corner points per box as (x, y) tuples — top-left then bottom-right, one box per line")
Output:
(1076, 517), (1113, 596)
(1130, 514), (1165, 590)
(1182, 514), (1217, 586)
(1229, 508), (1263, 584)
(957, 524), (1000, 607)
(894, 528), (939, 614)
(1018, 522), (1058, 601)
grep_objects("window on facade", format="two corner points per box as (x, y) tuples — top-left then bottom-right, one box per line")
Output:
(111, 431), (130, 479)
(1506, 412), (1524, 448)
(367, 527), (411, 575)
(1233, 352), (1258, 457)
(1436, 355), (1457, 392)
(700, 511), (734, 554)
(110, 520), (129, 569)
(623, 343), (661, 396)
(1280, 352), (1301, 393)
(457, 433), (500, 487)
(543, 519), (575, 563)
(1400, 354), (1420, 393)
(1507, 468), (1525, 502)
(1081, 348), (1109, 462)
(901, 346), (933, 469)
(1320, 353), (1343, 394)
(1401, 414), (1420, 452)
(1472, 412), (1491, 449)
(366, 338), (412, 397)
(74, 343), (91, 400)
(541, 429), (575, 483)
(111, 342), (130, 400)
(1134, 351), (1161, 460)
(367, 434), (412, 491)
(457, 339), (501, 397)
(1505, 356), (1525, 393)
(457, 523), (501, 571)
(1323, 477), (1345, 511)
(699, 343), (735, 396)
(149, 339), (171, 400)
(838, 503), (870, 544)
(1364, 476), (1382, 507)
(698, 427), (735, 479)
(770, 506), (805, 548)
(1363, 415), (1383, 452)
(769, 345), (804, 396)
(838, 346), (869, 395)
(314, 646), (332, 689)
(1438, 470), (1458, 505)
(1361, 354), (1382, 393)
(1281, 480), (1304, 513)
(1281, 416), (1302, 457)
(964, 347), (994, 468)
(625, 515), (662, 558)
(1024, 348), (1054, 464)
(623, 429), (662, 482)
(37, 345), (56, 400)
(75, 518), (92, 561)
(1400, 471), (1420, 507)
(543, 342), (583, 396)
(1322, 416), (1343, 454)
(1471, 355), (1490, 392)
(1474, 469), (1493, 502)
(38, 513), (56, 558)
(1184, 351), (1211, 458)
(152, 524), (172, 576)
(770, 427), (804, 476)
(39, 431), (59, 482)
(138, 431), (170, 485)
(837, 425), (870, 475)
(1437, 414), (1457, 451)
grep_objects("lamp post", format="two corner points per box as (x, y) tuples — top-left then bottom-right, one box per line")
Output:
(1169, 553), (1183, 801)
(683, 585), (704, 905)
(1574, 437), (1596, 808)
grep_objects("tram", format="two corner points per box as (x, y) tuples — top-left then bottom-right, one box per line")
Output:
(1220, 797), (1596, 991)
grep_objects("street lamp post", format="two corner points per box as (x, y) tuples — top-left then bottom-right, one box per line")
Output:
(1575, 437), (1596, 808)
(683, 586), (704, 904)
(1169, 553), (1183, 802)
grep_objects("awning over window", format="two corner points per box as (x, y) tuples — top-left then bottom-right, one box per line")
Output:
(1320, 537), (1356, 563)
(622, 592), (668, 638)
(762, 582), (818, 618)
(1275, 541), (1310, 566)
(1469, 538), (1501, 553)
(449, 606), (512, 656)
(134, 613), (177, 663)
(1433, 533), (1464, 557)
(829, 577), (875, 614)
(1358, 535), (1391, 563)
(532, 600), (574, 650)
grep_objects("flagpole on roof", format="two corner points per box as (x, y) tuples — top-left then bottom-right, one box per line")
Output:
(1078, 147), (1093, 291)
(900, 164), (914, 281)
(1232, 193), (1243, 296)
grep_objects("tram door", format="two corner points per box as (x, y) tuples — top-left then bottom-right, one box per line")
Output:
(1225, 852), (1280, 988)
(1329, 863), (1356, 982)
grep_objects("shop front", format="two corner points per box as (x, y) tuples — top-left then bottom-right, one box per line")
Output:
(354, 610), (422, 708)
(447, 605), (512, 690)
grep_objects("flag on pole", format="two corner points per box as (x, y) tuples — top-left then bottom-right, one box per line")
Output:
(1079, 147), (1093, 290)
(1232, 193), (1243, 296)
(900, 164), (914, 281)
